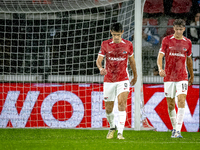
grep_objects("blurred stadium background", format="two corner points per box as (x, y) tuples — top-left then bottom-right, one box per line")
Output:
(0, 0), (199, 133)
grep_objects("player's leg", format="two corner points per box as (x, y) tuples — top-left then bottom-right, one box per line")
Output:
(105, 101), (117, 139)
(166, 97), (176, 128)
(166, 97), (176, 137)
(175, 94), (186, 138)
(175, 81), (188, 138)
(164, 82), (177, 138)
(104, 82), (117, 139)
(116, 80), (130, 139)
(117, 91), (128, 139)
(105, 101), (115, 128)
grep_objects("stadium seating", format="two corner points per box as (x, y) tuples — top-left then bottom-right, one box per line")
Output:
(143, 0), (164, 14)
(148, 18), (158, 32)
(170, 0), (192, 13)
(166, 19), (175, 35)
(148, 18), (158, 26)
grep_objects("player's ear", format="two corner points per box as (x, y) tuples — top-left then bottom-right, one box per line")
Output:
(110, 30), (112, 34)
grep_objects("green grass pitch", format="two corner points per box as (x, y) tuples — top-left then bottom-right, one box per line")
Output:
(0, 129), (199, 150)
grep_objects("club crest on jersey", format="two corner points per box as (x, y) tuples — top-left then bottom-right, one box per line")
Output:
(123, 51), (127, 54)
(104, 97), (108, 100)
(183, 48), (187, 51)
(99, 51), (102, 53)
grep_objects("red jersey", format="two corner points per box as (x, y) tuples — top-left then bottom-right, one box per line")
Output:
(159, 35), (192, 82)
(98, 38), (134, 82)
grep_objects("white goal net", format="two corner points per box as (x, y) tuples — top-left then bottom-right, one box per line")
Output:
(0, 0), (148, 129)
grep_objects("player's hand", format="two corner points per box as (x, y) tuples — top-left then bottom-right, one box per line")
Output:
(130, 76), (137, 86)
(188, 76), (194, 86)
(159, 69), (166, 77)
(99, 68), (107, 75)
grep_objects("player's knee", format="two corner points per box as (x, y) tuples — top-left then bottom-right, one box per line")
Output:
(105, 102), (114, 114)
(105, 105), (113, 114)
(168, 103), (175, 111)
(106, 109), (113, 114)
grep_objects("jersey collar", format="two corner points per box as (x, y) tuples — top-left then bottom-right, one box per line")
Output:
(170, 35), (186, 41)
(110, 39), (126, 44)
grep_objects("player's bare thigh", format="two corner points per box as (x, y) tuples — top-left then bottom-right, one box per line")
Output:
(105, 91), (129, 113)
(118, 91), (129, 111)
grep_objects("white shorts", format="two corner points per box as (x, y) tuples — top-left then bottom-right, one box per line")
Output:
(103, 80), (130, 102)
(164, 81), (188, 98)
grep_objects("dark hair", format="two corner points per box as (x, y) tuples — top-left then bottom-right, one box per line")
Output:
(173, 19), (185, 27)
(111, 22), (123, 32)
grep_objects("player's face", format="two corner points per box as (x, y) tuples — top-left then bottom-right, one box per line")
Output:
(195, 13), (200, 23)
(110, 30), (124, 43)
(173, 25), (185, 39)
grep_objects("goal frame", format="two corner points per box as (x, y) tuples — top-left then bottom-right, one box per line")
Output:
(0, 0), (146, 130)
(134, 0), (146, 130)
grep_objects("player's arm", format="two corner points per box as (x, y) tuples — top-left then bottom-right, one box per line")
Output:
(157, 52), (166, 77)
(186, 56), (194, 86)
(129, 55), (137, 86)
(96, 55), (107, 75)
(157, 37), (167, 77)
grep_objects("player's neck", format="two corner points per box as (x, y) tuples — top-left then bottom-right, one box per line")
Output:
(112, 38), (122, 43)
(173, 34), (183, 40)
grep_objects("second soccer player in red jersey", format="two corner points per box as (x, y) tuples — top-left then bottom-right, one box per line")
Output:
(96, 22), (137, 140)
(157, 19), (194, 138)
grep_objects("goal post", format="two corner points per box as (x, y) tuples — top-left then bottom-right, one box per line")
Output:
(0, 0), (148, 130)
(134, 0), (144, 131)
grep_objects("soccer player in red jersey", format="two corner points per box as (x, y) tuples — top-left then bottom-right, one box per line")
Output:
(96, 22), (137, 139)
(157, 19), (194, 138)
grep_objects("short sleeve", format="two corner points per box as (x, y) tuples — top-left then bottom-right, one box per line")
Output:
(98, 42), (106, 57)
(129, 43), (134, 57)
(159, 37), (168, 55)
(187, 40), (192, 57)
